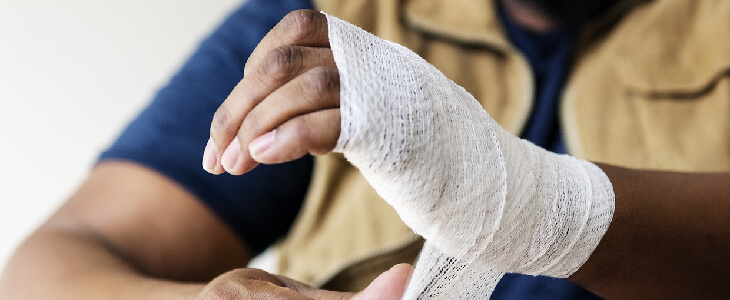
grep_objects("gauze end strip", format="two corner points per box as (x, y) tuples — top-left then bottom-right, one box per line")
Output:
(326, 14), (615, 299)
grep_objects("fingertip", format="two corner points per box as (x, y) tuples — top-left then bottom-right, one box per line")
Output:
(203, 138), (226, 174)
(394, 263), (414, 293)
(356, 264), (413, 300)
(388, 263), (414, 287)
(221, 137), (241, 172)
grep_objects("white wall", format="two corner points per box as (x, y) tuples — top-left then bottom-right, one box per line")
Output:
(0, 0), (243, 270)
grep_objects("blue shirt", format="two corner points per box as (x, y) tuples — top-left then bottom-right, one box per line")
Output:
(100, 0), (316, 255)
(100, 0), (599, 298)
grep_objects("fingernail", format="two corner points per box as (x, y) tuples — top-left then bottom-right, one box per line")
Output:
(221, 136), (240, 172)
(202, 138), (218, 172)
(249, 130), (276, 160)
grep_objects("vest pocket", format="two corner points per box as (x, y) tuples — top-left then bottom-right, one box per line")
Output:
(629, 72), (730, 172)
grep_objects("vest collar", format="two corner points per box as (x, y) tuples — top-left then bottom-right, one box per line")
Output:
(403, 0), (644, 53)
(403, 0), (511, 52)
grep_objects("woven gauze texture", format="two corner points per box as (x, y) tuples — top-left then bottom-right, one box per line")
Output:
(326, 15), (615, 299)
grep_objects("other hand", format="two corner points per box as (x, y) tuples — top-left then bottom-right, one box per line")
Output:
(195, 265), (412, 300)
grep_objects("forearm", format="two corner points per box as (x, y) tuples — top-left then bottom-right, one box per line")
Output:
(0, 227), (204, 300)
(569, 164), (730, 299)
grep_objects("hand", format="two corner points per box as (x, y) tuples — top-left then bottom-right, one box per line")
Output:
(202, 9), (340, 175)
(195, 265), (412, 300)
(316, 15), (615, 299)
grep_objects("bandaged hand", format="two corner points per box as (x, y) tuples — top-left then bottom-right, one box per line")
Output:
(326, 15), (615, 299)
(204, 9), (615, 299)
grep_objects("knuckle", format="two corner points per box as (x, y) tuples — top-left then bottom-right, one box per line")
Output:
(205, 290), (227, 300)
(241, 110), (262, 137)
(211, 105), (239, 138)
(203, 269), (260, 300)
(206, 280), (241, 300)
(304, 67), (339, 99)
(262, 46), (302, 80)
(283, 9), (323, 44)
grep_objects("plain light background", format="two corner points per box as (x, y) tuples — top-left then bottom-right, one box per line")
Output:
(0, 0), (246, 271)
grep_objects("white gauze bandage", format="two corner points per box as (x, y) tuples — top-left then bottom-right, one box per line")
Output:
(326, 15), (615, 299)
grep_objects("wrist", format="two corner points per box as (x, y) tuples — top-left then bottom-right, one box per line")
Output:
(493, 126), (615, 277)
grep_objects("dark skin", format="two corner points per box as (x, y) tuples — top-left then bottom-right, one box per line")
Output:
(0, 160), (412, 299)
(571, 166), (730, 299)
(0, 10), (411, 299)
(1, 3), (728, 300)
(203, 9), (730, 299)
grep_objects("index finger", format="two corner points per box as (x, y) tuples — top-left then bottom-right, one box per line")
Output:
(244, 9), (329, 77)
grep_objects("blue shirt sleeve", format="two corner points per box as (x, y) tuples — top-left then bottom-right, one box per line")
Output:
(98, 0), (314, 255)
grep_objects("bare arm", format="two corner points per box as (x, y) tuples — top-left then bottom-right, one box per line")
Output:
(0, 161), (249, 299)
(569, 164), (730, 299)
(0, 160), (408, 300)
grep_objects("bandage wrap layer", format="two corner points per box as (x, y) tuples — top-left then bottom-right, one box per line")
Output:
(326, 15), (615, 299)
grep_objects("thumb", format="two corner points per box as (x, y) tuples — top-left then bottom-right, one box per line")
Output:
(353, 264), (413, 300)
(290, 263), (413, 300)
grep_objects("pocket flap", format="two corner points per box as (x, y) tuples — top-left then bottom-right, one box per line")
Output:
(616, 0), (730, 97)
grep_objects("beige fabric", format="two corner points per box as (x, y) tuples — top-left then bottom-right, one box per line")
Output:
(277, 0), (730, 291)
(564, 0), (730, 170)
(277, 153), (420, 288)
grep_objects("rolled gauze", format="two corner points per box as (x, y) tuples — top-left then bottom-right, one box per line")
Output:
(327, 14), (615, 299)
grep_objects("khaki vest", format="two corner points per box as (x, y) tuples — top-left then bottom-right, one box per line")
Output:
(277, 0), (730, 291)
